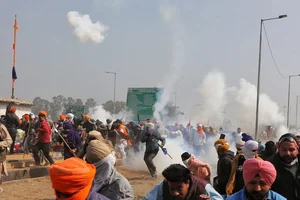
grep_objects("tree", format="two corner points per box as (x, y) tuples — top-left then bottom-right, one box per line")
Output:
(49, 95), (66, 120)
(31, 95), (96, 120)
(66, 97), (75, 106)
(102, 100), (126, 114)
(85, 98), (98, 114)
(32, 97), (51, 114)
(75, 98), (83, 106)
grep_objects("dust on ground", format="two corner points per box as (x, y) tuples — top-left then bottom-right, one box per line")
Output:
(0, 165), (161, 200)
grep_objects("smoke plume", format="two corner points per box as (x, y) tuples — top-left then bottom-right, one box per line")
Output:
(153, 1), (186, 122)
(67, 11), (108, 44)
(193, 71), (286, 139)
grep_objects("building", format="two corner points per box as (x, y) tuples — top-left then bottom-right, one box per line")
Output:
(0, 97), (32, 118)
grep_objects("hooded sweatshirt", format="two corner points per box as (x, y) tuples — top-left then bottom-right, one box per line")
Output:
(186, 154), (211, 181)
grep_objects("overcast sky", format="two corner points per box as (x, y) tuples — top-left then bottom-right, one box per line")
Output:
(1, 0), (300, 121)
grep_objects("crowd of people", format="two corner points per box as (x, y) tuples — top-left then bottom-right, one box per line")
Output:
(0, 103), (299, 199)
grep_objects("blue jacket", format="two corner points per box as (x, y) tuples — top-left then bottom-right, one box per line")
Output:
(226, 188), (286, 200)
(144, 181), (223, 200)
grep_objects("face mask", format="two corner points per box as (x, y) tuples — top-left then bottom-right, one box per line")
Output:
(183, 158), (190, 166)
(243, 150), (257, 159)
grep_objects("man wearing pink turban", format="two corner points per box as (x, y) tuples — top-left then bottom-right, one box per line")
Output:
(226, 158), (286, 200)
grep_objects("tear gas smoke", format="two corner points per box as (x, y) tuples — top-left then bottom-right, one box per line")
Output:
(127, 138), (218, 175)
(90, 105), (132, 123)
(153, 1), (185, 122)
(194, 71), (227, 127)
(193, 70), (287, 140)
(159, 2), (176, 23)
(67, 11), (108, 44)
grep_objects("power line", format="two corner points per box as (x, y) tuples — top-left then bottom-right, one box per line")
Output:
(262, 23), (287, 79)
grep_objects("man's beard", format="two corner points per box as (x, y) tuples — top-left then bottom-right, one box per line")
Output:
(245, 190), (267, 200)
(279, 154), (297, 165)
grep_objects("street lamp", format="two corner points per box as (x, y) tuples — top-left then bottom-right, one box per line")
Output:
(296, 96), (300, 128)
(105, 71), (117, 114)
(287, 74), (300, 127)
(171, 92), (177, 107)
(254, 14), (287, 140)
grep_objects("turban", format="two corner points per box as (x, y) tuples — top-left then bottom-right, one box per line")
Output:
(243, 140), (258, 152)
(241, 133), (253, 142)
(88, 130), (103, 141)
(242, 140), (259, 159)
(181, 152), (191, 161)
(49, 157), (96, 200)
(63, 121), (73, 130)
(38, 110), (47, 117)
(214, 139), (230, 152)
(24, 114), (30, 122)
(9, 107), (16, 113)
(86, 139), (112, 164)
(84, 115), (91, 120)
(60, 115), (66, 121)
(243, 158), (276, 187)
(146, 123), (155, 130)
(67, 113), (74, 120)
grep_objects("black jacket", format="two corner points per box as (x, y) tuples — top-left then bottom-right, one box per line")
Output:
(141, 129), (166, 154)
(216, 150), (234, 194)
(268, 153), (300, 200)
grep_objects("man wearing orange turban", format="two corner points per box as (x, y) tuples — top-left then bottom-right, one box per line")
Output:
(213, 139), (234, 197)
(49, 157), (109, 200)
(226, 158), (286, 200)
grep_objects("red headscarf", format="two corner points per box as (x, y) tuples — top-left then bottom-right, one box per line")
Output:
(49, 157), (96, 200)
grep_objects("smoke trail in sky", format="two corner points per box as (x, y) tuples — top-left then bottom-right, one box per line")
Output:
(153, 1), (186, 122)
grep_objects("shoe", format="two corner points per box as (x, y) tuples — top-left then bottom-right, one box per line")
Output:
(152, 174), (157, 179)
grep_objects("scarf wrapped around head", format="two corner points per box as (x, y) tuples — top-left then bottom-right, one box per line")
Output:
(214, 139), (230, 152)
(242, 140), (259, 159)
(49, 157), (96, 200)
(88, 130), (103, 141)
(86, 139), (112, 164)
(243, 158), (276, 187)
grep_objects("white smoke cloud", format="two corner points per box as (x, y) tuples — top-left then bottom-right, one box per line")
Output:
(193, 71), (287, 139)
(67, 11), (108, 44)
(153, 1), (186, 122)
(91, 105), (132, 123)
(194, 70), (227, 127)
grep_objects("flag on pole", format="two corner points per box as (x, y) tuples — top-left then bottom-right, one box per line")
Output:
(12, 15), (18, 81)
(12, 66), (17, 80)
(11, 15), (18, 99)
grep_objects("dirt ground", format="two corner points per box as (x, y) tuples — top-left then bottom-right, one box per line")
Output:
(0, 165), (161, 200)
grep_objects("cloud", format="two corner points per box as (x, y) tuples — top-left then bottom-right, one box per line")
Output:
(67, 11), (108, 44)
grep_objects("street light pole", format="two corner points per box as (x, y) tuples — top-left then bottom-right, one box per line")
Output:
(287, 74), (300, 127)
(296, 96), (299, 128)
(254, 14), (287, 140)
(172, 92), (177, 107)
(105, 71), (117, 114)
